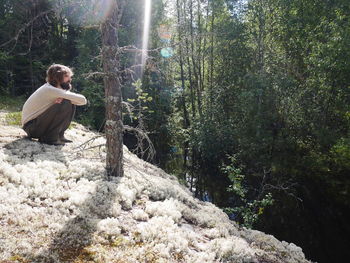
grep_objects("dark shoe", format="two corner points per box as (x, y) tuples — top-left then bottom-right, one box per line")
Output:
(60, 137), (73, 143)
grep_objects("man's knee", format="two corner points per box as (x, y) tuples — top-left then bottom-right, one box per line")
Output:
(61, 99), (72, 106)
(56, 99), (72, 108)
(50, 99), (73, 113)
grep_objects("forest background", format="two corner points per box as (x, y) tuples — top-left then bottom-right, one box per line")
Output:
(0, 0), (349, 262)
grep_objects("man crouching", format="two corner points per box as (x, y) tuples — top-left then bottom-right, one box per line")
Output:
(21, 64), (87, 145)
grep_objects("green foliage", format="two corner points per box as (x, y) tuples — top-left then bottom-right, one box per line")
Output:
(330, 137), (350, 171)
(71, 27), (104, 130)
(0, 51), (13, 94)
(0, 95), (25, 111)
(127, 71), (173, 168)
(221, 155), (274, 228)
(76, 80), (104, 129)
(5, 111), (21, 126)
(125, 79), (155, 122)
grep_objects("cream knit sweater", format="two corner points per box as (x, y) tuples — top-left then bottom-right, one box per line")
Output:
(21, 83), (87, 126)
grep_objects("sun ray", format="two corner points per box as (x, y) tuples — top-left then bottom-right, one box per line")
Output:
(141, 0), (152, 75)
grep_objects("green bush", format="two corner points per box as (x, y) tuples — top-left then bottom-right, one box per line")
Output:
(221, 155), (274, 228)
(0, 95), (25, 111)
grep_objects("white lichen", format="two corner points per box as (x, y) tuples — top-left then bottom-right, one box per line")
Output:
(0, 123), (311, 263)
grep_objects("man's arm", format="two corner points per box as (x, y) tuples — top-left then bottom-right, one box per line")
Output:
(47, 86), (87, 105)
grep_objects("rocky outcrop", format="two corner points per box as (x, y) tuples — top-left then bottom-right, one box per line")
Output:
(0, 119), (312, 263)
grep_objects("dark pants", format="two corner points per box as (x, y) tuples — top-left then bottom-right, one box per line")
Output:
(23, 99), (76, 143)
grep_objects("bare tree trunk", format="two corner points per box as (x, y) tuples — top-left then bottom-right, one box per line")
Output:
(207, 0), (215, 117)
(197, 0), (203, 94)
(209, 1), (214, 93)
(177, 0), (190, 181)
(189, 0), (202, 117)
(203, 0), (210, 92)
(101, 0), (124, 177)
(184, 28), (196, 118)
(256, 0), (266, 138)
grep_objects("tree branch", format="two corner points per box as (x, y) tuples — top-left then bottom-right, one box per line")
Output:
(0, 9), (53, 53)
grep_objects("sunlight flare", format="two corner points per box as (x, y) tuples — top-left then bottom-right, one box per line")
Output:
(141, 0), (152, 74)
(69, 0), (116, 26)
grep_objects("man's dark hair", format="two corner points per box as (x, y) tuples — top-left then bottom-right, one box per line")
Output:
(46, 64), (73, 87)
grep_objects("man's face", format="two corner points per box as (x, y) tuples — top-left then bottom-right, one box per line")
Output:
(61, 74), (72, 90)
(63, 74), (72, 83)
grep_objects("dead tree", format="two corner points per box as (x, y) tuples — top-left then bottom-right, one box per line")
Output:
(101, 0), (124, 177)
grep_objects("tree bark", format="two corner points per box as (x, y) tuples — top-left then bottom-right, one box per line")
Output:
(101, 0), (124, 177)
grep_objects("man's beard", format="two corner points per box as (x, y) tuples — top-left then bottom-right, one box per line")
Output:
(61, 81), (71, 90)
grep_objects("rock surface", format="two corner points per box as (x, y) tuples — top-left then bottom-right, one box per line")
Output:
(0, 115), (313, 263)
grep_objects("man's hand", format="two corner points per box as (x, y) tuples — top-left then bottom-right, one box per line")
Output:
(55, 98), (63, 104)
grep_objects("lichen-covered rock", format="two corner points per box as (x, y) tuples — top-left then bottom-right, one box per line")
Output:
(0, 122), (313, 263)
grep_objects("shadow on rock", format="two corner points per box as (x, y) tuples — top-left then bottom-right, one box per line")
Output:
(26, 174), (121, 263)
(3, 137), (67, 164)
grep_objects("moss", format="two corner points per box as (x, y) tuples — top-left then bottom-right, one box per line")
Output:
(110, 236), (127, 247)
(68, 121), (78, 129)
(8, 255), (29, 263)
(73, 247), (97, 263)
(5, 112), (21, 126)
(136, 249), (160, 263)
